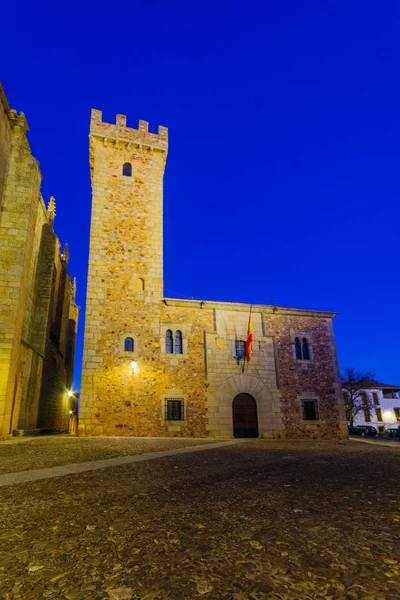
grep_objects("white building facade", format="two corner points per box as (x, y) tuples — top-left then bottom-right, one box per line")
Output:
(353, 383), (400, 432)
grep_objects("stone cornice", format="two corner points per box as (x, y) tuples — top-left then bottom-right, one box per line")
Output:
(163, 298), (337, 319)
(90, 133), (167, 153)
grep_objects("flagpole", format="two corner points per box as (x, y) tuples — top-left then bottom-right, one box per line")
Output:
(245, 303), (253, 371)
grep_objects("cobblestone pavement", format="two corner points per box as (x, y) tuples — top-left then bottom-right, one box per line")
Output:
(1, 439), (400, 600)
(0, 436), (219, 475)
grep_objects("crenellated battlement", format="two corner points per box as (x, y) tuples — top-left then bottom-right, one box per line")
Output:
(90, 109), (168, 152)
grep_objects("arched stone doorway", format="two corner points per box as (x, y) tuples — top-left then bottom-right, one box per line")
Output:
(232, 393), (259, 438)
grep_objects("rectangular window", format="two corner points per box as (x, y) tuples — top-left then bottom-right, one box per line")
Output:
(375, 408), (383, 422)
(302, 399), (319, 420)
(373, 392), (379, 406)
(165, 399), (184, 421)
(364, 408), (371, 422)
(394, 408), (400, 420)
(235, 340), (246, 358)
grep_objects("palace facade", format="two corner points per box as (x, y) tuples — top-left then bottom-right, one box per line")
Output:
(79, 110), (347, 439)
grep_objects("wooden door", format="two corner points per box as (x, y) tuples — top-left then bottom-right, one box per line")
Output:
(232, 393), (259, 438)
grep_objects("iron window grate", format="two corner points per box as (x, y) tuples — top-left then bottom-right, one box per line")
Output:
(302, 400), (319, 420)
(166, 398), (184, 421)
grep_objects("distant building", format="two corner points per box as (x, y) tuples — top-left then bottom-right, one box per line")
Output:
(0, 83), (79, 438)
(79, 109), (347, 439)
(352, 383), (400, 432)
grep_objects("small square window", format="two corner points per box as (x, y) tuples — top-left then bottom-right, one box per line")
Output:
(165, 399), (184, 421)
(302, 399), (319, 420)
(235, 341), (246, 358)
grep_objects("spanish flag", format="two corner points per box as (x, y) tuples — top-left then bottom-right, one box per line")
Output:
(245, 308), (253, 363)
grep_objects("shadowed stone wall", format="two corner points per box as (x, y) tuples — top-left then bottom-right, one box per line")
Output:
(0, 82), (79, 438)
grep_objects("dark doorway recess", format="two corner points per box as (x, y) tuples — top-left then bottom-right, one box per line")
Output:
(232, 393), (259, 438)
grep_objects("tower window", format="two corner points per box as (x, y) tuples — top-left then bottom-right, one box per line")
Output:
(134, 277), (145, 293)
(174, 330), (183, 354)
(124, 337), (134, 352)
(123, 163), (132, 177)
(166, 330), (173, 354)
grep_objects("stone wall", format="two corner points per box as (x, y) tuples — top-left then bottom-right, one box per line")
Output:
(0, 83), (12, 212)
(80, 110), (168, 435)
(0, 83), (79, 438)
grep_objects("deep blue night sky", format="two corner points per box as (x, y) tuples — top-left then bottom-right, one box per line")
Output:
(2, 1), (400, 389)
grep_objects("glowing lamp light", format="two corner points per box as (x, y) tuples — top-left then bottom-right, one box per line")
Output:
(130, 361), (137, 371)
(67, 390), (74, 398)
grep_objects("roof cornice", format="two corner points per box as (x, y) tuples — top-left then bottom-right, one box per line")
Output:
(163, 298), (337, 318)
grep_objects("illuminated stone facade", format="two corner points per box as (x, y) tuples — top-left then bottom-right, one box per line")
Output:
(80, 110), (347, 439)
(0, 83), (79, 438)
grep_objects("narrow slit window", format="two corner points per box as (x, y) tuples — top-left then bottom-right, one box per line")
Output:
(166, 330), (173, 354)
(124, 337), (134, 352)
(295, 337), (302, 360)
(123, 162), (132, 177)
(302, 338), (310, 360)
(174, 330), (183, 354)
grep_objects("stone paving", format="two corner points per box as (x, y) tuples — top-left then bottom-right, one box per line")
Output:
(0, 436), (219, 475)
(0, 438), (400, 600)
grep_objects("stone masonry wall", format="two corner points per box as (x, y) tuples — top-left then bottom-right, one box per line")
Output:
(0, 108), (43, 436)
(0, 84), (12, 212)
(79, 111), (169, 435)
(0, 83), (79, 437)
(264, 312), (347, 439)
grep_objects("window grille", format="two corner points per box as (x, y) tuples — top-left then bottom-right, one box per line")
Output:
(235, 340), (246, 358)
(166, 330), (173, 354)
(165, 399), (184, 421)
(124, 337), (134, 352)
(123, 162), (132, 176)
(302, 338), (310, 360)
(302, 399), (319, 420)
(295, 337), (302, 360)
(174, 330), (183, 354)
(373, 392), (379, 406)
(375, 408), (383, 422)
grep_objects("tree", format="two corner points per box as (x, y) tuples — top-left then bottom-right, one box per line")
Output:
(342, 367), (376, 425)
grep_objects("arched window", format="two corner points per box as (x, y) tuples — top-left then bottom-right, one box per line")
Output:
(134, 277), (145, 293)
(295, 337), (302, 360)
(166, 330), (173, 354)
(302, 338), (310, 360)
(124, 337), (134, 352)
(123, 162), (132, 177)
(174, 330), (183, 354)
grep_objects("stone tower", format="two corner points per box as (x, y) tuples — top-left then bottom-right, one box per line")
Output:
(79, 111), (168, 435)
